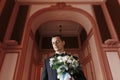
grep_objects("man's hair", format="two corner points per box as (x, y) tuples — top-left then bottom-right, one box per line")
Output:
(52, 34), (64, 41)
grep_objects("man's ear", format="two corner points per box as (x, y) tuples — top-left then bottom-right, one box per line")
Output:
(63, 41), (65, 46)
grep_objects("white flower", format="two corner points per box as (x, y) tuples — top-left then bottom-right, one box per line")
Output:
(49, 57), (55, 67)
(57, 74), (61, 79)
(57, 56), (62, 60)
(57, 56), (63, 62)
(62, 55), (69, 61)
(50, 57), (55, 61)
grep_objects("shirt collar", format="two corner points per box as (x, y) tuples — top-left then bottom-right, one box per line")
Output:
(55, 51), (66, 54)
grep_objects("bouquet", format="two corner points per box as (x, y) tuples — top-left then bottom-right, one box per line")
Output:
(49, 54), (80, 80)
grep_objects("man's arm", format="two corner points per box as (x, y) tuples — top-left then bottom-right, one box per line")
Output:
(41, 59), (48, 80)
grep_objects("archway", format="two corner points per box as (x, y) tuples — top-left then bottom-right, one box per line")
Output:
(24, 3), (105, 80)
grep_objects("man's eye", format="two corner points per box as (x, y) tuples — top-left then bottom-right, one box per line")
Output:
(56, 41), (60, 43)
(52, 41), (60, 45)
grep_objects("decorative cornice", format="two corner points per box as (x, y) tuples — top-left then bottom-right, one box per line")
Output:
(104, 39), (120, 46)
(51, 2), (71, 8)
(4, 40), (18, 46)
(1, 40), (22, 50)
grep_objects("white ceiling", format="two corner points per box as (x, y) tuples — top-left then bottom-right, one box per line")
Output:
(31, 10), (92, 35)
(39, 20), (83, 36)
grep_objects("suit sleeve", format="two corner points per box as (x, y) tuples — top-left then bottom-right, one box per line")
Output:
(41, 59), (48, 80)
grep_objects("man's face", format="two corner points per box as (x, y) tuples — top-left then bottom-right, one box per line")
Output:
(51, 36), (65, 53)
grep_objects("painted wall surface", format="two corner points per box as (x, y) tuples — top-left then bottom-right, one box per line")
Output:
(0, 53), (18, 80)
(106, 52), (120, 80)
(22, 36), (33, 80)
(89, 35), (104, 80)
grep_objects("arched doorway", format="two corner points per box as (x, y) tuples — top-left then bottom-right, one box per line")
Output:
(23, 3), (105, 80)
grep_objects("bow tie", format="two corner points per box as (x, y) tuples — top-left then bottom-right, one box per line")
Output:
(55, 53), (66, 57)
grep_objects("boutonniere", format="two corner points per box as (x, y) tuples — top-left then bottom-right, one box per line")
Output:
(49, 54), (80, 80)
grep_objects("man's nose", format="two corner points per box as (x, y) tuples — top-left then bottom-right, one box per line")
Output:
(53, 42), (58, 46)
(54, 43), (57, 46)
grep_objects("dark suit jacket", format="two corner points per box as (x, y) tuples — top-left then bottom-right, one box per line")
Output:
(41, 55), (86, 80)
(41, 57), (58, 80)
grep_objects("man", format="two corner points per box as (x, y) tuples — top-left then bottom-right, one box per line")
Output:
(41, 35), (86, 80)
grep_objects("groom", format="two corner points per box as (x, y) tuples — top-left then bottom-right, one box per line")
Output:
(41, 34), (86, 80)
